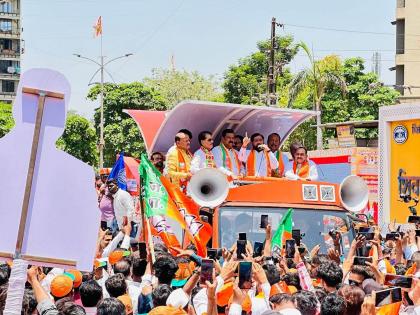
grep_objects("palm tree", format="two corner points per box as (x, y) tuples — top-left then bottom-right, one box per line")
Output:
(288, 43), (347, 150)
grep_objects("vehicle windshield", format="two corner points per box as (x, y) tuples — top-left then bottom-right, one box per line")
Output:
(219, 206), (352, 255)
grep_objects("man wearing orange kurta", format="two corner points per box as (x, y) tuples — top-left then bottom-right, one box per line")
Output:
(165, 132), (193, 193)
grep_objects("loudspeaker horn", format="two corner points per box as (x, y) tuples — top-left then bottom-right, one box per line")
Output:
(188, 168), (230, 208)
(339, 175), (369, 213)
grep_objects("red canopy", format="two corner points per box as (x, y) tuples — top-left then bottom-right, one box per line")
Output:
(125, 101), (317, 154)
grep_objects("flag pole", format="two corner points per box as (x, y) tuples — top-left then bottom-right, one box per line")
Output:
(139, 176), (155, 263)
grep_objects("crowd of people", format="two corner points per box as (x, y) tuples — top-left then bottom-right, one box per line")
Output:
(2, 220), (420, 314)
(2, 128), (420, 315)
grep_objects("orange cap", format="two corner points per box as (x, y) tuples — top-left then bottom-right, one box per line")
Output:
(99, 168), (111, 175)
(67, 269), (83, 288)
(149, 306), (187, 315)
(50, 275), (73, 298)
(108, 250), (130, 265)
(118, 294), (133, 315)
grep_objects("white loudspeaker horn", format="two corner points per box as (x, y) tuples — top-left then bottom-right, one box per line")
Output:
(339, 175), (369, 213)
(188, 168), (230, 208)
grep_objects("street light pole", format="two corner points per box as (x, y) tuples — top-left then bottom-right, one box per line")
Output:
(73, 53), (133, 169)
(99, 55), (104, 169)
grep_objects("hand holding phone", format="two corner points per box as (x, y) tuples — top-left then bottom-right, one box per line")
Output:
(138, 242), (147, 260)
(353, 256), (373, 266)
(375, 287), (402, 307)
(384, 274), (413, 288)
(260, 215), (268, 229)
(237, 240), (247, 260)
(200, 259), (214, 284)
(285, 239), (296, 258)
(238, 261), (252, 289)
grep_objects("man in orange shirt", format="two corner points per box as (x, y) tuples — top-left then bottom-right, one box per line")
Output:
(165, 132), (193, 193)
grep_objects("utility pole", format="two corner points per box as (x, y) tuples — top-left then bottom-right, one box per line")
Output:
(267, 17), (277, 106)
(99, 55), (104, 169)
(73, 53), (133, 169)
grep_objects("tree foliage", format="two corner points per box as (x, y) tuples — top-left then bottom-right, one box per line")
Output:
(223, 35), (299, 105)
(0, 102), (14, 138)
(56, 113), (98, 166)
(87, 82), (168, 166)
(288, 57), (400, 149)
(143, 69), (222, 107)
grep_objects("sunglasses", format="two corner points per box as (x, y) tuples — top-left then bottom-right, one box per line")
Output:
(348, 279), (362, 286)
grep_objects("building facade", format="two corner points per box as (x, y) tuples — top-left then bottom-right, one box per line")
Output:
(394, 0), (420, 102)
(0, 0), (20, 103)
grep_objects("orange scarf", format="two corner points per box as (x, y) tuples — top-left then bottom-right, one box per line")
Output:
(177, 148), (192, 193)
(293, 161), (310, 179)
(200, 147), (216, 168)
(272, 151), (285, 177)
(220, 144), (241, 173)
(247, 150), (271, 177)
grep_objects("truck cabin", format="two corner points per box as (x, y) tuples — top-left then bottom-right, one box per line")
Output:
(126, 101), (366, 253)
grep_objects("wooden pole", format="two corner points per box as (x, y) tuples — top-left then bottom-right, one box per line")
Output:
(139, 177), (155, 263)
(15, 88), (64, 256)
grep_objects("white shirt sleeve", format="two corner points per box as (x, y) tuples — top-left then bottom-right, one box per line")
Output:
(190, 151), (202, 174)
(285, 165), (299, 180)
(212, 146), (223, 168)
(268, 151), (279, 170)
(121, 191), (135, 222)
(238, 147), (248, 163)
(102, 231), (124, 257)
(308, 160), (319, 181)
(228, 303), (242, 315)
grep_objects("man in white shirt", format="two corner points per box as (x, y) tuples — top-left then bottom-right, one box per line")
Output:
(212, 128), (244, 178)
(239, 133), (278, 177)
(267, 132), (290, 177)
(107, 179), (135, 230)
(285, 144), (319, 181)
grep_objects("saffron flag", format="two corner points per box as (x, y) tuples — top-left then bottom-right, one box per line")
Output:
(139, 154), (211, 257)
(271, 208), (293, 256)
(109, 152), (127, 191)
(94, 16), (102, 37)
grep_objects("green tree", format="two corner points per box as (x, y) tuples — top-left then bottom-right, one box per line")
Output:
(223, 35), (300, 105)
(321, 57), (399, 140)
(143, 69), (222, 107)
(56, 113), (98, 166)
(0, 102), (14, 138)
(288, 43), (347, 150)
(87, 82), (168, 166)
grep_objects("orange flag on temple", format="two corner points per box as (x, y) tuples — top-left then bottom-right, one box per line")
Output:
(93, 16), (102, 37)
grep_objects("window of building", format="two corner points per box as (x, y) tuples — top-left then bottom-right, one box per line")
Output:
(0, 2), (12, 13)
(396, 19), (405, 54)
(0, 20), (12, 32)
(397, 0), (405, 8)
(2, 80), (14, 93)
(396, 65), (405, 95)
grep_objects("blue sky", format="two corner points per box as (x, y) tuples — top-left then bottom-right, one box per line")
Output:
(22, 0), (397, 118)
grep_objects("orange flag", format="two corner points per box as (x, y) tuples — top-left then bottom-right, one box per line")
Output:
(160, 176), (212, 257)
(149, 215), (181, 255)
(93, 16), (102, 37)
